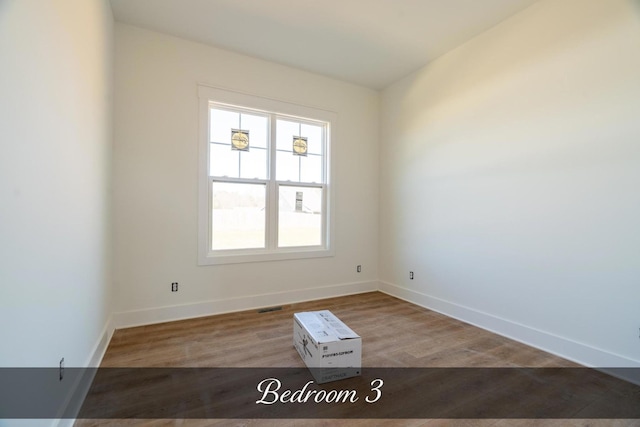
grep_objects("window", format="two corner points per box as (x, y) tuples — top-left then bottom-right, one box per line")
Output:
(198, 86), (335, 265)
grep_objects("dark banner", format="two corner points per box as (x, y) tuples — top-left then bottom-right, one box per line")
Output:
(1, 368), (639, 419)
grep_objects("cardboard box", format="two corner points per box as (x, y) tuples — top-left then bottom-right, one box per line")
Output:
(293, 310), (361, 383)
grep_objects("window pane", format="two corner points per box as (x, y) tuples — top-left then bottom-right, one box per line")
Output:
(276, 151), (299, 182)
(301, 123), (323, 155)
(276, 119), (300, 151)
(240, 113), (268, 149)
(210, 108), (239, 144)
(212, 182), (266, 250)
(210, 143), (239, 178)
(278, 185), (323, 247)
(239, 147), (267, 179)
(300, 154), (323, 183)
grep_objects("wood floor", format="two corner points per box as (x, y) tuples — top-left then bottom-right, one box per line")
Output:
(76, 292), (639, 427)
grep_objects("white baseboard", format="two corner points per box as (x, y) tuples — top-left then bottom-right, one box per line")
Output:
(87, 314), (115, 368)
(54, 314), (115, 427)
(379, 281), (640, 369)
(113, 280), (378, 330)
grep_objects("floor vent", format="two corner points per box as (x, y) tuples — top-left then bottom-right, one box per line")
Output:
(258, 306), (283, 313)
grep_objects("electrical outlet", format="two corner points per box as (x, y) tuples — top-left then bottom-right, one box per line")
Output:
(357, 265), (362, 273)
(59, 358), (64, 381)
(409, 271), (414, 280)
(171, 282), (178, 292)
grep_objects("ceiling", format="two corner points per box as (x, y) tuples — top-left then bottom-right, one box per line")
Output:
(109, 0), (540, 89)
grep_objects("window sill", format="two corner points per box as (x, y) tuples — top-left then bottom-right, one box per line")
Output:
(198, 247), (334, 266)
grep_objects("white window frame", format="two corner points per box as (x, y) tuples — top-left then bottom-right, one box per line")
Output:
(198, 85), (336, 265)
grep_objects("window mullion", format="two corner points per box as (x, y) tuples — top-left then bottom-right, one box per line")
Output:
(267, 114), (278, 250)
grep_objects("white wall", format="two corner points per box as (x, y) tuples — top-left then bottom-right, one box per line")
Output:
(380, 0), (640, 366)
(112, 24), (379, 324)
(0, 0), (114, 370)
